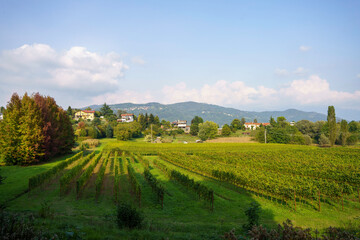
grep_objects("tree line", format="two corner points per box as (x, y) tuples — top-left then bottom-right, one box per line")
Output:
(0, 93), (75, 165)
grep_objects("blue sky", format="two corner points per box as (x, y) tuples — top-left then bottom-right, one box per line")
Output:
(0, 0), (359, 120)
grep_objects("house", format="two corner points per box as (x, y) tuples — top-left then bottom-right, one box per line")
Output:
(172, 120), (190, 133)
(75, 110), (95, 121)
(0, 113), (3, 120)
(244, 122), (270, 130)
(117, 113), (134, 123)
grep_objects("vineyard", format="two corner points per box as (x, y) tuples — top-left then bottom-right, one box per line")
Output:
(2, 142), (360, 239)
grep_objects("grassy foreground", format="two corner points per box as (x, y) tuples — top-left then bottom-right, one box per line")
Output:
(0, 139), (359, 239)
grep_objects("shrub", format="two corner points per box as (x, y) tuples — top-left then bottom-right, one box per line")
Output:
(346, 134), (358, 145)
(303, 134), (312, 145)
(116, 203), (143, 229)
(243, 202), (261, 233)
(319, 133), (330, 146)
(117, 130), (131, 141)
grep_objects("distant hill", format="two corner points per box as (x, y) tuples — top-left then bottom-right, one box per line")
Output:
(85, 101), (327, 126)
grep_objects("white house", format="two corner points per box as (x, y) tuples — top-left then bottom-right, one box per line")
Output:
(172, 120), (190, 133)
(244, 122), (270, 130)
(0, 113), (3, 120)
(118, 113), (134, 123)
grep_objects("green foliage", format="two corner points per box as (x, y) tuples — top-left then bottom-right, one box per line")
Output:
(221, 124), (231, 136)
(327, 106), (336, 146)
(319, 133), (330, 146)
(198, 121), (218, 141)
(144, 168), (165, 208)
(106, 124), (113, 138)
(117, 130), (132, 141)
(38, 200), (54, 219)
(116, 203), (143, 229)
(96, 155), (109, 198)
(230, 118), (242, 132)
(100, 103), (115, 121)
(243, 202), (261, 232)
(190, 116), (204, 136)
(340, 119), (348, 146)
(76, 152), (102, 197)
(0, 169), (6, 184)
(127, 164), (142, 206)
(28, 151), (83, 191)
(0, 93), (74, 165)
(60, 151), (96, 195)
(346, 134), (358, 145)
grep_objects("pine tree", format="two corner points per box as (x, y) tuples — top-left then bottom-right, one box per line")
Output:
(327, 106), (336, 147)
(19, 93), (44, 164)
(106, 124), (114, 138)
(0, 94), (22, 165)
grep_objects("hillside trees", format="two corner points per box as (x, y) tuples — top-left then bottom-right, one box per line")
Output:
(339, 119), (348, 146)
(230, 118), (242, 131)
(0, 93), (75, 165)
(221, 124), (231, 136)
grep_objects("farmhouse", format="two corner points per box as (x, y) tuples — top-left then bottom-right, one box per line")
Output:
(74, 110), (95, 121)
(0, 113), (3, 120)
(117, 113), (134, 123)
(244, 122), (270, 130)
(172, 120), (190, 133)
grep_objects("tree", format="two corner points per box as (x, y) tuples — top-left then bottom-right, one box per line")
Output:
(67, 106), (73, 117)
(100, 103), (115, 120)
(327, 106), (336, 146)
(230, 119), (241, 131)
(0, 93), (75, 165)
(198, 121), (218, 141)
(241, 117), (246, 125)
(270, 116), (277, 127)
(190, 116), (203, 136)
(339, 119), (348, 146)
(253, 119), (258, 123)
(117, 109), (127, 117)
(106, 124), (113, 138)
(222, 124), (231, 136)
(277, 116), (288, 128)
(0, 106), (5, 113)
(92, 117), (101, 126)
(348, 121), (359, 133)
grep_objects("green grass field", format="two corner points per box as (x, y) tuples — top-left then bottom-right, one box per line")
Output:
(1, 139), (359, 239)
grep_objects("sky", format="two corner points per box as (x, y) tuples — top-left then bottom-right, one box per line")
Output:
(0, 0), (359, 120)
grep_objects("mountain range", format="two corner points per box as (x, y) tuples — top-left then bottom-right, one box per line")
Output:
(85, 101), (328, 126)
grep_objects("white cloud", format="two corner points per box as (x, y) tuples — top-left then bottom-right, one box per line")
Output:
(281, 75), (360, 105)
(0, 44), (128, 96)
(275, 68), (289, 76)
(293, 67), (307, 75)
(131, 56), (145, 65)
(161, 80), (278, 106)
(299, 45), (311, 52)
(357, 74), (360, 78)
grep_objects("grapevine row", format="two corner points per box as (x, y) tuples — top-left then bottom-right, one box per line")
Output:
(29, 151), (83, 191)
(76, 152), (103, 197)
(127, 163), (142, 207)
(143, 168), (165, 208)
(60, 151), (96, 195)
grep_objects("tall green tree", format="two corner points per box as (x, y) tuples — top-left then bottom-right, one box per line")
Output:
(340, 119), (348, 146)
(198, 121), (218, 141)
(230, 119), (242, 130)
(327, 106), (336, 147)
(0, 94), (23, 165)
(100, 103), (115, 120)
(67, 106), (73, 117)
(190, 116), (204, 136)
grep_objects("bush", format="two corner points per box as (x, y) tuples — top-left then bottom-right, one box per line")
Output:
(303, 134), (312, 145)
(243, 202), (261, 233)
(319, 133), (330, 146)
(117, 130), (131, 141)
(116, 203), (143, 229)
(346, 134), (358, 145)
